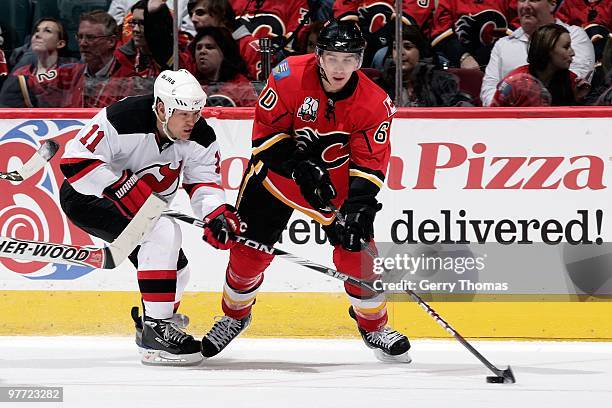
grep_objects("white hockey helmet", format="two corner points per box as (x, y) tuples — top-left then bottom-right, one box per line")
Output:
(152, 69), (207, 140)
(154, 69), (207, 116)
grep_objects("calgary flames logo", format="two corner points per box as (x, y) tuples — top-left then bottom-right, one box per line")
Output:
(294, 128), (350, 170)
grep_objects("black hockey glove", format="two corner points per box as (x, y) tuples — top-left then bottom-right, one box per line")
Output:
(291, 159), (337, 212)
(338, 197), (382, 252)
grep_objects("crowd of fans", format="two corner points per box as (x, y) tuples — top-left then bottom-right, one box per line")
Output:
(0, 0), (609, 108)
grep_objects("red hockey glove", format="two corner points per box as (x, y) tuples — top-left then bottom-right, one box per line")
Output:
(103, 170), (153, 219)
(203, 204), (241, 250)
(291, 159), (337, 212)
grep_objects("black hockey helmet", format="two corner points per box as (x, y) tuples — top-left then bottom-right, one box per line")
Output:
(315, 20), (366, 54)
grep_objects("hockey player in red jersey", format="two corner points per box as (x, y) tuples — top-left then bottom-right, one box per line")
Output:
(201, 20), (412, 363)
(59, 69), (240, 366)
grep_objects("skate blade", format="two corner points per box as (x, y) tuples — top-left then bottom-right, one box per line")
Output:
(140, 349), (203, 366)
(373, 349), (412, 364)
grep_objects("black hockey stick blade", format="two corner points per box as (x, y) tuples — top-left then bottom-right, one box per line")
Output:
(486, 366), (516, 384)
(0, 139), (60, 182)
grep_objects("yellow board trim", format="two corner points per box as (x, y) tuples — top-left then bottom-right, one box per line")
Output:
(2, 291), (612, 340)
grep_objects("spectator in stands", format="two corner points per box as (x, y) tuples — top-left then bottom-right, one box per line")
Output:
(296, 20), (324, 54)
(190, 26), (257, 106)
(115, 1), (168, 77)
(377, 24), (473, 107)
(333, 0), (436, 66)
(556, 0), (610, 62)
(230, 0), (310, 65)
(556, 0), (611, 103)
(492, 24), (591, 106)
(584, 37), (612, 104)
(73, 10), (136, 107)
(0, 18), (75, 107)
(109, 0), (195, 38)
(431, 0), (516, 70)
(481, 0), (595, 106)
(187, 0), (260, 79)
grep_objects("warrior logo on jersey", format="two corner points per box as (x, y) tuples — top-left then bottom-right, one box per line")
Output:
(297, 97), (319, 122)
(137, 161), (183, 197)
(295, 128), (350, 169)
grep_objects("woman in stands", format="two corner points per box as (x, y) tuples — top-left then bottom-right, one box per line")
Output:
(0, 18), (74, 107)
(492, 23), (591, 106)
(190, 26), (257, 107)
(376, 24), (473, 107)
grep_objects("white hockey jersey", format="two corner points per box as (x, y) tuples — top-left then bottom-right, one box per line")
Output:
(60, 95), (224, 219)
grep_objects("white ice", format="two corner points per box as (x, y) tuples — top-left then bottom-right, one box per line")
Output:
(1, 337), (611, 408)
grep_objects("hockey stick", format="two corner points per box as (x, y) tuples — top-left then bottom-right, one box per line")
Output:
(322, 203), (515, 383)
(0, 140), (60, 182)
(0, 194), (167, 269)
(164, 209), (516, 384)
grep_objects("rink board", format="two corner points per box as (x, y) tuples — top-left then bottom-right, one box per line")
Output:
(0, 107), (611, 338)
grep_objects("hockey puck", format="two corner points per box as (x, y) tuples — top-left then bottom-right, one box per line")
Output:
(486, 376), (504, 383)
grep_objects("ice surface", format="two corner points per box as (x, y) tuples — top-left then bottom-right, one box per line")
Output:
(1, 337), (611, 408)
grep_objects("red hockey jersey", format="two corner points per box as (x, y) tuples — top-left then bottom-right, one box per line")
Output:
(250, 54), (395, 225)
(334, 0), (436, 35)
(431, 0), (515, 47)
(556, 0), (611, 30)
(231, 0), (310, 43)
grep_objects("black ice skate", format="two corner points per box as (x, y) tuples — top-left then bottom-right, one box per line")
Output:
(201, 314), (252, 358)
(349, 306), (412, 363)
(131, 306), (190, 350)
(138, 312), (202, 366)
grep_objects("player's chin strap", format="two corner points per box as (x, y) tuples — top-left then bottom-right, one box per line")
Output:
(152, 106), (178, 142)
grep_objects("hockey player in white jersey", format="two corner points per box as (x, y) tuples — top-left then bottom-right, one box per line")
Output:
(59, 69), (241, 366)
